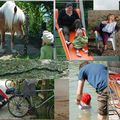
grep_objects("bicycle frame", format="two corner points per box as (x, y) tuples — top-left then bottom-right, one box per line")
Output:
(29, 89), (54, 109)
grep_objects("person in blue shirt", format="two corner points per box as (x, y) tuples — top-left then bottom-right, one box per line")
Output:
(76, 62), (108, 120)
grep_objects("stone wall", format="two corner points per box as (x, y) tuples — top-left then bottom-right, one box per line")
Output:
(0, 60), (68, 81)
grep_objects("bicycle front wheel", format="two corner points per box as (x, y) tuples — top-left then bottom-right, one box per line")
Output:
(48, 104), (54, 119)
(8, 95), (30, 118)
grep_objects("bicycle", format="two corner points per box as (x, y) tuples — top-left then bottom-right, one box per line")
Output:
(7, 79), (54, 119)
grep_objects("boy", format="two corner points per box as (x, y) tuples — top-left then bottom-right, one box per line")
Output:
(76, 62), (108, 120)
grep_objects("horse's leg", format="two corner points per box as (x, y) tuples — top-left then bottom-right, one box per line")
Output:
(0, 31), (5, 53)
(18, 22), (25, 39)
(11, 32), (16, 53)
(11, 32), (14, 49)
(1, 32), (5, 48)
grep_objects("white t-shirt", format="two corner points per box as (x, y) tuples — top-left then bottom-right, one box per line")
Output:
(102, 21), (117, 33)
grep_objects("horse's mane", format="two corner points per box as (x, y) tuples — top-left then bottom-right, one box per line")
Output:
(0, 1), (25, 30)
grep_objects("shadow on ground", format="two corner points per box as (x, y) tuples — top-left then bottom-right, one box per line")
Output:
(0, 34), (41, 59)
(89, 40), (120, 56)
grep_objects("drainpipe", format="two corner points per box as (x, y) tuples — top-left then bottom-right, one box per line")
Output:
(79, 0), (86, 29)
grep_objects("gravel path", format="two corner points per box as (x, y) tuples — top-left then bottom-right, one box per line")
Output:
(0, 104), (35, 120)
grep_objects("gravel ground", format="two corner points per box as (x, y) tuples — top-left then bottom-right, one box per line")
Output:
(0, 34), (40, 58)
(0, 104), (34, 120)
(89, 40), (120, 56)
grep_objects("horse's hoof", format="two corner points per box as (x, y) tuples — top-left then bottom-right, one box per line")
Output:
(0, 49), (5, 54)
(11, 49), (17, 54)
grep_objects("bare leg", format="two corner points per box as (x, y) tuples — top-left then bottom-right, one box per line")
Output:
(75, 28), (82, 37)
(101, 32), (109, 50)
(82, 44), (88, 53)
(76, 49), (82, 57)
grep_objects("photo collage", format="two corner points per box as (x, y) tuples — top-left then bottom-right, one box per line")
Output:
(0, 0), (120, 120)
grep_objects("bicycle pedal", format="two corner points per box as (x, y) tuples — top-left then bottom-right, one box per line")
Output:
(38, 93), (44, 99)
(27, 110), (34, 115)
(28, 107), (35, 115)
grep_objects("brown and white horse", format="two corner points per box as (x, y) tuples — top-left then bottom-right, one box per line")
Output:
(0, 1), (25, 53)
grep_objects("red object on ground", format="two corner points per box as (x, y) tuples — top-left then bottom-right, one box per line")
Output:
(109, 73), (120, 80)
(81, 93), (91, 105)
(0, 89), (8, 100)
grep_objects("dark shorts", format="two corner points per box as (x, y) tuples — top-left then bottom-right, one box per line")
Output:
(97, 87), (108, 116)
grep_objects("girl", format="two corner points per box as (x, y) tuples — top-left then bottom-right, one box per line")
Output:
(72, 28), (88, 57)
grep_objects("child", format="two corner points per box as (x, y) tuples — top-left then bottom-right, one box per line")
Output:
(40, 30), (54, 59)
(72, 28), (88, 57)
(76, 63), (108, 120)
(94, 14), (119, 50)
(78, 92), (91, 110)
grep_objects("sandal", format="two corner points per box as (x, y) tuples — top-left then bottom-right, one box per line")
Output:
(76, 50), (82, 57)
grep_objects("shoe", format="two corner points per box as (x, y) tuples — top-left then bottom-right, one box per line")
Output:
(38, 93), (44, 99)
(82, 48), (88, 53)
(66, 41), (71, 45)
(76, 50), (82, 57)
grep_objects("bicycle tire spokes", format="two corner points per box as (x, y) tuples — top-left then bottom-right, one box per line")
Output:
(8, 96), (30, 118)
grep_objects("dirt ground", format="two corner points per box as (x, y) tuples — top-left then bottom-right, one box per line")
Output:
(55, 78), (69, 120)
(0, 33), (40, 58)
(0, 104), (35, 120)
(89, 39), (120, 56)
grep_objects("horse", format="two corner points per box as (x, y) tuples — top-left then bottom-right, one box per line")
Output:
(0, 1), (25, 53)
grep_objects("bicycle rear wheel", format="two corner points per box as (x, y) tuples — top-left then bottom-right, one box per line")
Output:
(8, 95), (30, 118)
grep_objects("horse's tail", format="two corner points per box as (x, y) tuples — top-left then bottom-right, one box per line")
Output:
(12, 6), (17, 30)
(12, 5), (26, 31)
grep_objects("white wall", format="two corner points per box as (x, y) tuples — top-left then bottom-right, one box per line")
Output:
(94, 0), (119, 10)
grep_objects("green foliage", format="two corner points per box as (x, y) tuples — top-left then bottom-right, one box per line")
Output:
(0, 1), (53, 44)
(16, 1), (53, 41)
(83, 1), (93, 27)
